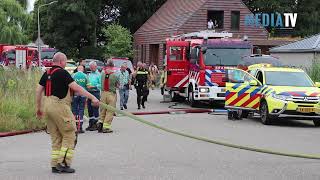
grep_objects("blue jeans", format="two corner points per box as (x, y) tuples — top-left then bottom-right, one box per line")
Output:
(119, 88), (129, 108)
(87, 91), (100, 125)
(72, 96), (86, 129)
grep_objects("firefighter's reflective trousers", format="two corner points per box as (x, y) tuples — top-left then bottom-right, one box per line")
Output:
(100, 91), (117, 129)
(44, 94), (76, 167)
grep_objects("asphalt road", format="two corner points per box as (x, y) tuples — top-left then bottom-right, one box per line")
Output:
(1, 89), (320, 180)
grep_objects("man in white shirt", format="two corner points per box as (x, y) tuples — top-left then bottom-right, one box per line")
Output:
(208, 19), (214, 29)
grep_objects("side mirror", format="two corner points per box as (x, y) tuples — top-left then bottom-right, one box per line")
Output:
(249, 80), (258, 86)
(315, 82), (320, 88)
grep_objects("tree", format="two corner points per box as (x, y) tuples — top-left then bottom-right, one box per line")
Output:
(0, 0), (31, 44)
(102, 24), (133, 58)
(295, 0), (320, 37)
(17, 0), (27, 9)
(115, 0), (167, 33)
(30, 0), (115, 59)
(243, 0), (320, 37)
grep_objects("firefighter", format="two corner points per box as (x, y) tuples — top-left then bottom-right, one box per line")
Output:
(97, 59), (119, 133)
(36, 52), (99, 173)
(160, 63), (167, 95)
(134, 61), (149, 109)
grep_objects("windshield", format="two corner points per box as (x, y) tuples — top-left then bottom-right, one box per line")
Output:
(265, 71), (314, 87)
(41, 51), (56, 59)
(7, 51), (15, 60)
(113, 60), (133, 69)
(204, 48), (251, 66)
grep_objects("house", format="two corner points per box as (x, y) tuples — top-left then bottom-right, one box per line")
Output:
(133, 0), (290, 67)
(270, 33), (320, 68)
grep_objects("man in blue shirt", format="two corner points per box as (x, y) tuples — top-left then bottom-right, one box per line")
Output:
(118, 63), (131, 110)
(86, 61), (101, 131)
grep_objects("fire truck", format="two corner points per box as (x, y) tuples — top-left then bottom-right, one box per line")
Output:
(0, 44), (39, 68)
(0, 44), (16, 66)
(164, 30), (253, 106)
(41, 47), (57, 67)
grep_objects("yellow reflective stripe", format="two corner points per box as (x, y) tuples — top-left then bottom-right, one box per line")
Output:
(60, 147), (68, 156)
(103, 123), (111, 129)
(137, 71), (148, 74)
(51, 155), (59, 159)
(235, 94), (250, 106)
(235, 87), (255, 106)
(52, 150), (60, 154)
(51, 150), (60, 159)
(247, 96), (260, 108)
(226, 89), (238, 105)
(66, 149), (74, 158)
(61, 147), (68, 152)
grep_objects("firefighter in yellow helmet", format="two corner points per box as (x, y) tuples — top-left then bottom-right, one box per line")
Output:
(36, 52), (99, 173)
(97, 59), (120, 133)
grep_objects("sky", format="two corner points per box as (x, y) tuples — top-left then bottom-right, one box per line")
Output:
(27, 0), (36, 13)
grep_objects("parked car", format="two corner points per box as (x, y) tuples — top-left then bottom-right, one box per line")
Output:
(225, 65), (320, 126)
(112, 57), (134, 72)
(241, 54), (283, 67)
(84, 59), (105, 73)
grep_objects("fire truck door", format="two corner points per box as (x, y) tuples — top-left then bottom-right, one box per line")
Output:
(15, 48), (27, 69)
(225, 69), (263, 110)
(166, 41), (189, 88)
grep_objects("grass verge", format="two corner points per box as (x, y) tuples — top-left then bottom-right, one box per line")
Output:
(0, 69), (45, 132)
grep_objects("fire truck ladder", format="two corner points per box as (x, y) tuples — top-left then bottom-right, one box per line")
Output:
(170, 30), (233, 40)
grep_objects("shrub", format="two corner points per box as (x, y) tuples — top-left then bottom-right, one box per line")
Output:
(306, 58), (320, 82)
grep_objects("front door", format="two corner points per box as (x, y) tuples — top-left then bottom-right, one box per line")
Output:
(166, 41), (190, 88)
(225, 69), (263, 110)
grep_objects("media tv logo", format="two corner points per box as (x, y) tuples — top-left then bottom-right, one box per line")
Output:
(245, 13), (298, 28)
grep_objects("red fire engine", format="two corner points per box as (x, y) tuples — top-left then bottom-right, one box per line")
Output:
(164, 30), (253, 106)
(0, 44), (16, 66)
(0, 44), (38, 68)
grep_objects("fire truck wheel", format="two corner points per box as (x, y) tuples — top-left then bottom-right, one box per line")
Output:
(188, 89), (197, 107)
(170, 91), (179, 102)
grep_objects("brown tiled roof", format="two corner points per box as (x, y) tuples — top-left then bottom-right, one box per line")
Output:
(134, 0), (208, 34)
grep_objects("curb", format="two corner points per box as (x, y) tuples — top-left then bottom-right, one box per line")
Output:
(0, 128), (45, 138)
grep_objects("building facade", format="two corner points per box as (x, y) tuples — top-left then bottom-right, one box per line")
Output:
(270, 34), (320, 68)
(133, 0), (286, 67)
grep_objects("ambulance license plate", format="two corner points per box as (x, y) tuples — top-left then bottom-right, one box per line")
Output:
(296, 107), (315, 113)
